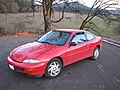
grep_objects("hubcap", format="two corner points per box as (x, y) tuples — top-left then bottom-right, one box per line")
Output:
(94, 48), (99, 59)
(48, 62), (61, 77)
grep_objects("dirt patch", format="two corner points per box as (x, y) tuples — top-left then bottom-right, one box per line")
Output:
(7, 32), (40, 36)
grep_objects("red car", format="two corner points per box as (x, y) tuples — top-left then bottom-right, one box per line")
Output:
(7, 29), (102, 78)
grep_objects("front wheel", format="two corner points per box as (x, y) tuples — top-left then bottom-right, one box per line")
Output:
(45, 58), (62, 79)
(91, 47), (100, 60)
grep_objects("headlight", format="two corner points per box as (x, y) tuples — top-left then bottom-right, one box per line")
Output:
(23, 59), (41, 64)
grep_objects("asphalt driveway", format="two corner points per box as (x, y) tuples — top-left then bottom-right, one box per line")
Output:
(0, 36), (120, 90)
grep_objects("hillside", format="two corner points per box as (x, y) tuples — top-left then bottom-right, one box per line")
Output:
(53, 1), (90, 14)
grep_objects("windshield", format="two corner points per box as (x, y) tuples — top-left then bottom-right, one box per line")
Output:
(37, 31), (71, 46)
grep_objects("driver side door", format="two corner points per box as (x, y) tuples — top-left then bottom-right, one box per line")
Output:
(66, 32), (89, 65)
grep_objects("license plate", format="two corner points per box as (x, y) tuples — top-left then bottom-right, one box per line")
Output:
(9, 64), (14, 70)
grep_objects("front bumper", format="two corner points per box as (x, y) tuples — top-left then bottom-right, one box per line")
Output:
(7, 56), (47, 76)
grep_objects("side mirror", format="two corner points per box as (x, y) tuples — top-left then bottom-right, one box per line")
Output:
(69, 42), (77, 46)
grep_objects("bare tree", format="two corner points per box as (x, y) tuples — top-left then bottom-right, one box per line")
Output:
(33, 0), (83, 33)
(42, 0), (54, 33)
(41, 0), (120, 34)
(42, 0), (70, 33)
(79, 0), (120, 32)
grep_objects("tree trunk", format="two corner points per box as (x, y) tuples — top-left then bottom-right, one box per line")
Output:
(79, 20), (87, 30)
(44, 17), (51, 34)
(43, 0), (53, 34)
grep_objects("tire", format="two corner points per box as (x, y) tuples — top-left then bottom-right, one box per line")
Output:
(91, 47), (100, 60)
(44, 58), (63, 79)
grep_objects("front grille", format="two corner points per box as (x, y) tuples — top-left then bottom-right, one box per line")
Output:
(14, 67), (24, 71)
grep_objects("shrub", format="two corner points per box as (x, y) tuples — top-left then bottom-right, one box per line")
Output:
(0, 27), (5, 36)
(115, 24), (120, 35)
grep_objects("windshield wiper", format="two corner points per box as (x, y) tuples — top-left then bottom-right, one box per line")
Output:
(37, 41), (61, 46)
(39, 41), (52, 44)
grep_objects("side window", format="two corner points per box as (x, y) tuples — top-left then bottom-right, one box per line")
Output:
(85, 32), (95, 41)
(71, 33), (87, 44)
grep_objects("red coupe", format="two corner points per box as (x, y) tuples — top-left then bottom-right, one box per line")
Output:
(7, 29), (102, 78)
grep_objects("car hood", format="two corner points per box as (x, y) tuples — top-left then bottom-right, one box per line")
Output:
(10, 42), (58, 63)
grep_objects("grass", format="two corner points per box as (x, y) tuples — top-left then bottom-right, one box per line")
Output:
(90, 18), (118, 36)
(55, 17), (119, 37)
(0, 12), (119, 37)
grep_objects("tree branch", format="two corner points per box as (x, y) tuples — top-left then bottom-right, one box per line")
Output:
(51, 2), (69, 23)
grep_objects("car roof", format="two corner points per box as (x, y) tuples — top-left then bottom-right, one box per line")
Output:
(55, 29), (86, 33)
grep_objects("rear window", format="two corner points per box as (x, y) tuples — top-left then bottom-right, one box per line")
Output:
(85, 32), (95, 41)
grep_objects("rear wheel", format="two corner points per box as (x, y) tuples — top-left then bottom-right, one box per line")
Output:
(45, 58), (62, 79)
(91, 47), (100, 60)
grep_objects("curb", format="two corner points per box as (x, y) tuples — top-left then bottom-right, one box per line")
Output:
(102, 37), (120, 48)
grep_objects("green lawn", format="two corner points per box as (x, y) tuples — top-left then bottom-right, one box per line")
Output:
(53, 17), (119, 37)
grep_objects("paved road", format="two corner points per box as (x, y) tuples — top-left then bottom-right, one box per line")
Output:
(0, 36), (120, 90)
